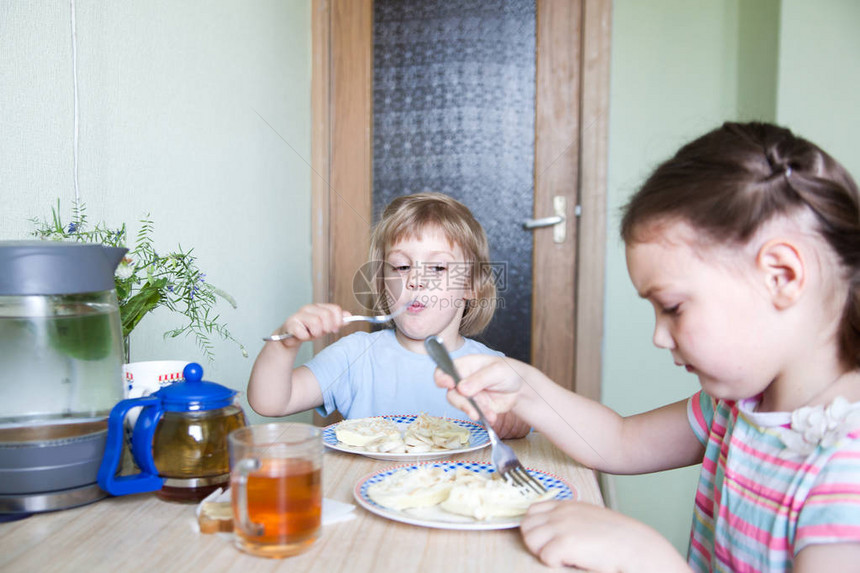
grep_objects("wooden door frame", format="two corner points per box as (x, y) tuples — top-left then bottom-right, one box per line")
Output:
(311, 0), (610, 401)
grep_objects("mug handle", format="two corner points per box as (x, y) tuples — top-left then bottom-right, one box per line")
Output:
(233, 458), (264, 536)
(97, 395), (165, 496)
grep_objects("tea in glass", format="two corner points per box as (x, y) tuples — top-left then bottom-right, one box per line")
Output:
(229, 424), (323, 558)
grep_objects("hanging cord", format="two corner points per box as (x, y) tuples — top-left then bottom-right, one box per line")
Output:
(70, 0), (80, 204)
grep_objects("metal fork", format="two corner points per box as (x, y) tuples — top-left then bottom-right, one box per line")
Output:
(262, 303), (409, 342)
(424, 335), (547, 496)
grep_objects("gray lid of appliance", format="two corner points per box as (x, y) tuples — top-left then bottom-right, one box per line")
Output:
(0, 241), (128, 295)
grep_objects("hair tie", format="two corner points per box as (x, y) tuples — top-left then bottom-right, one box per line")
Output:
(784, 166), (793, 178)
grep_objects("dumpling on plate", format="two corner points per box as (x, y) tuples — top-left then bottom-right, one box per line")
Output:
(335, 417), (403, 450)
(366, 466), (556, 520)
(440, 469), (556, 520)
(335, 414), (473, 454)
(366, 467), (455, 510)
(404, 413), (470, 450)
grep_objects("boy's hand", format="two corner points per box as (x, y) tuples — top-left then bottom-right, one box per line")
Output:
(520, 500), (689, 571)
(272, 303), (348, 349)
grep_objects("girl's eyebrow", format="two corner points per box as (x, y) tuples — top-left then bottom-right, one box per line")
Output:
(386, 249), (457, 259)
(640, 284), (684, 304)
(638, 286), (655, 299)
(637, 284), (664, 300)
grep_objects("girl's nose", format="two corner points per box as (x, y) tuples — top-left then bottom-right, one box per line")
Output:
(652, 318), (675, 350)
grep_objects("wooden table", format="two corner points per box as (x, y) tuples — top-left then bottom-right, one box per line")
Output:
(0, 432), (602, 572)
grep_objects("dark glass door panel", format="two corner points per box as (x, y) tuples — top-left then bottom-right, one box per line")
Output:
(372, 0), (536, 362)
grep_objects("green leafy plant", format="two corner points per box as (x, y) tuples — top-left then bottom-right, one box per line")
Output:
(32, 201), (247, 361)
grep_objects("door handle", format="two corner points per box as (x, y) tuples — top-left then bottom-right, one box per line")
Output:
(522, 215), (563, 229)
(523, 196), (567, 243)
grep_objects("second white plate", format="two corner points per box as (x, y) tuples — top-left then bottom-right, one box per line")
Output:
(353, 460), (576, 530)
(323, 414), (490, 461)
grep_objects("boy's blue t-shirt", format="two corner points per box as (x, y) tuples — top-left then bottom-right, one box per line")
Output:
(303, 328), (503, 420)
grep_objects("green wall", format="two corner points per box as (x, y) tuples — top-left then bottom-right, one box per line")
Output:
(604, 0), (858, 555)
(777, 0), (860, 178)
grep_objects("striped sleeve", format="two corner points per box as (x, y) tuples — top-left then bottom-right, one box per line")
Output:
(795, 432), (860, 554)
(687, 391), (715, 446)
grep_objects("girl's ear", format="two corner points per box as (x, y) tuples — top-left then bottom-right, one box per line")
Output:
(757, 239), (805, 309)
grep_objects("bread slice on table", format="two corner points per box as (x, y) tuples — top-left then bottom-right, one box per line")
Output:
(198, 501), (233, 534)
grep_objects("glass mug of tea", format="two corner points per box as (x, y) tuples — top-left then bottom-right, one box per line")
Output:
(228, 423), (323, 558)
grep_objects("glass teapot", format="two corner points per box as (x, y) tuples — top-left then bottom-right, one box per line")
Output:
(98, 363), (246, 502)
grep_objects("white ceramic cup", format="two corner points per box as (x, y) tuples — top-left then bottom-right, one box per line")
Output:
(122, 360), (189, 436)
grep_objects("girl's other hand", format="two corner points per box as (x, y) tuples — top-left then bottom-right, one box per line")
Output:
(432, 354), (529, 424)
(274, 303), (348, 348)
(520, 500), (689, 571)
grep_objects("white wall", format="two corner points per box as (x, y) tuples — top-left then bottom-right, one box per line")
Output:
(0, 0), (314, 425)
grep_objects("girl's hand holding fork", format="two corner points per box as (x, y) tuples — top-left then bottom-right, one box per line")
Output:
(432, 354), (539, 440)
(433, 354), (532, 423)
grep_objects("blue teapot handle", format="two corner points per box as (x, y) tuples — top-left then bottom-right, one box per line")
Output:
(97, 395), (165, 496)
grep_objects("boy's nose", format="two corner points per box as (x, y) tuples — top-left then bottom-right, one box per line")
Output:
(406, 267), (425, 290)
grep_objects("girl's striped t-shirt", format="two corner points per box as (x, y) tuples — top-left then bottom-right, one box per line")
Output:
(686, 391), (860, 572)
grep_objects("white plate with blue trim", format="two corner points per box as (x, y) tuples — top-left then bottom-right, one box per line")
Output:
(353, 460), (576, 530)
(323, 414), (490, 461)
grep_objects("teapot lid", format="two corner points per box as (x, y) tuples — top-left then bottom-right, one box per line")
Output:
(156, 363), (236, 411)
